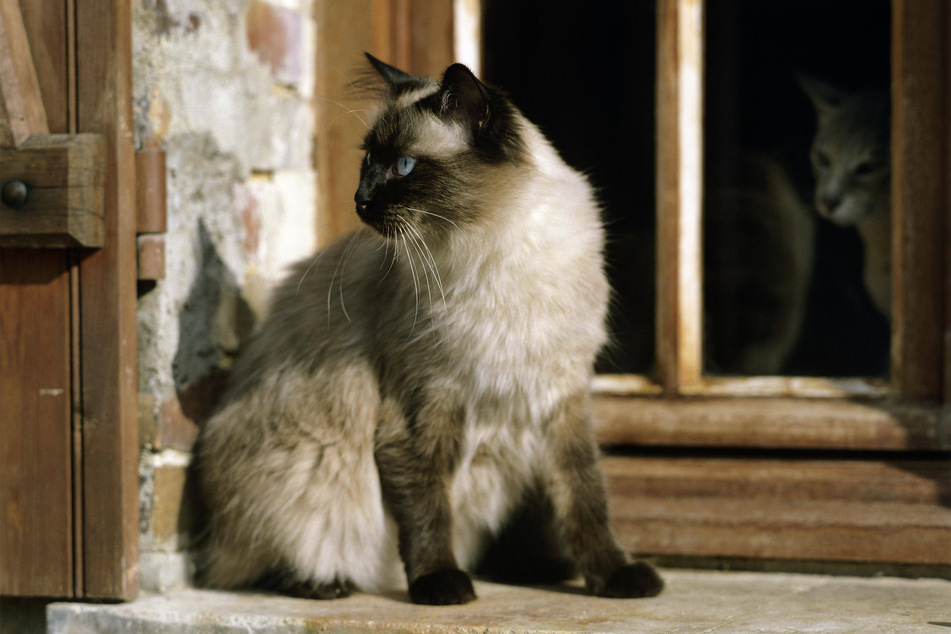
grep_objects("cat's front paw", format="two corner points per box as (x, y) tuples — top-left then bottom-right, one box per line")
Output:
(408, 568), (477, 605)
(596, 561), (664, 598)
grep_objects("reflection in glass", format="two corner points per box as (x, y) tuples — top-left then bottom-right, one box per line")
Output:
(703, 0), (891, 377)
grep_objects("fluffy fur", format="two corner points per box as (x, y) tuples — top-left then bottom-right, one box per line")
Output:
(197, 55), (662, 604)
(799, 75), (891, 319)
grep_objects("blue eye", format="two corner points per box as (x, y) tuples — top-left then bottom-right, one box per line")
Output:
(396, 156), (416, 176)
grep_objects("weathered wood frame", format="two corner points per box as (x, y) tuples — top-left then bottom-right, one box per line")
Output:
(594, 0), (949, 568)
(593, 0), (949, 452)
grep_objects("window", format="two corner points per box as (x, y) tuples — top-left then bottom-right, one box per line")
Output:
(483, 0), (950, 567)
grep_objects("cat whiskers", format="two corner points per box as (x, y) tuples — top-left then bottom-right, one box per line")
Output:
(398, 233), (421, 335)
(297, 212), (361, 297)
(327, 231), (361, 323)
(376, 238), (399, 285)
(321, 100), (373, 132)
(404, 224), (447, 315)
(405, 207), (461, 230)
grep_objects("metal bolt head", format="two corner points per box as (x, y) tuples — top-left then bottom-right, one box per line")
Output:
(1, 180), (28, 209)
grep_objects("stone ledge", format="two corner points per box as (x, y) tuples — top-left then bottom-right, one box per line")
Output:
(47, 570), (951, 633)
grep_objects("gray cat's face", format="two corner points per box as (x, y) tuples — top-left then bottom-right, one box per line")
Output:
(800, 76), (890, 226)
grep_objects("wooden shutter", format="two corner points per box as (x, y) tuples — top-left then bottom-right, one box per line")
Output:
(1, 0), (138, 599)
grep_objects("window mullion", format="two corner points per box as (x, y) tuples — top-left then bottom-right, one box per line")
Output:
(657, 0), (704, 395)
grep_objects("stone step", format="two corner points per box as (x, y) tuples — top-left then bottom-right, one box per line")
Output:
(46, 570), (951, 633)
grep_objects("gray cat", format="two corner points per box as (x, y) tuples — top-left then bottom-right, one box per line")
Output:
(799, 74), (891, 320)
(196, 54), (663, 605)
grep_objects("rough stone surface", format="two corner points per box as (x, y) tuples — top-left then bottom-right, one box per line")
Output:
(46, 571), (951, 633)
(133, 0), (317, 591)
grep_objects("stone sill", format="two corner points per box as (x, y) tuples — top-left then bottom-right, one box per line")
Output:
(47, 570), (950, 633)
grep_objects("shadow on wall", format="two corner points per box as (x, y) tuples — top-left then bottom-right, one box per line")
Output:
(174, 219), (255, 391)
(145, 219), (257, 568)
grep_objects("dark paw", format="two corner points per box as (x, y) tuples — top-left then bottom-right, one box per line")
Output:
(408, 568), (477, 605)
(597, 562), (664, 598)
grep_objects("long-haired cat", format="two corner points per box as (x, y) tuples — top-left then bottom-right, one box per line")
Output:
(196, 54), (663, 605)
(798, 74), (891, 320)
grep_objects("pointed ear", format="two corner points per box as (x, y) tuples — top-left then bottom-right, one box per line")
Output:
(438, 63), (491, 133)
(365, 52), (415, 88)
(797, 73), (847, 116)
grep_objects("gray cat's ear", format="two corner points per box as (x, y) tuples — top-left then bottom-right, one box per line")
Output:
(365, 52), (416, 88)
(797, 73), (847, 115)
(438, 63), (491, 133)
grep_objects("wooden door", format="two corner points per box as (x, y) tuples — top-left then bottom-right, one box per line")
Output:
(0, 0), (138, 599)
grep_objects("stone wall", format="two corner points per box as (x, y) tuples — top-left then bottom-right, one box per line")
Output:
(133, 0), (317, 591)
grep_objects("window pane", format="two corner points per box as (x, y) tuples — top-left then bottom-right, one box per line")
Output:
(703, 0), (891, 377)
(482, 1), (658, 375)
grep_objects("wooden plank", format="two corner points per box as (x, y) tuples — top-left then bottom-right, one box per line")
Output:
(604, 454), (951, 566)
(602, 456), (950, 506)
(407, 0), (453, 78)
(135, 147), (166, 234)
(611, 497), (951, 565)
(593, 395), (949, 451)
(0, 133), (105, 247)
(0, 249), (73, 597)
(74, 0), (139, 600)
(594, 374), (891, 398)
(19, 0), (70, 134)
(656, 0), (703, 394)
(892, 0), (949, 401)
(679, 376), (891, 399)
(0, 0), (49, 146)
(314, 0), (378, 247)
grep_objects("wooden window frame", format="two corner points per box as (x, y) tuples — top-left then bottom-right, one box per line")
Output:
(592, 0), (949, 454)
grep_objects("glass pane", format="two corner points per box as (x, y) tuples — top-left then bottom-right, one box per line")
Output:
(482, 1), (657, 375)
(703, 0), (891, 377)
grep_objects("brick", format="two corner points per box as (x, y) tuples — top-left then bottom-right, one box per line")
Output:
(149, 462), (188, 548)
(139, 393), (158, 450)
(245, 1), (303, 87)
(137, 234), (166, 280)
(157, 370), (227, 452)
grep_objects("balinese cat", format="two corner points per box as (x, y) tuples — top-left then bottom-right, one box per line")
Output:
(196, 54), (663, 605)
(798, 74), (891, 320)
(704, 152), (814, 375)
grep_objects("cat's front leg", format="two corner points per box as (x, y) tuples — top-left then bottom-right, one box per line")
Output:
(374, 399), (476, 605)
(546, 392), (664, 598)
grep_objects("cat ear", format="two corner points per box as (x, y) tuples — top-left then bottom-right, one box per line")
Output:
(438, 63), (491, 133)
(365, 52), (416, 89)
(797, 73), (847, 116)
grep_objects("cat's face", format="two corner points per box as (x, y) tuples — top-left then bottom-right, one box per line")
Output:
(354, 56), (524, 241)
(800, 76), (890, 226)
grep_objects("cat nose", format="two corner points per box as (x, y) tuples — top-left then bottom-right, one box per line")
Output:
(354, 190), (371, 213)
(820, 192), (841, 212)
